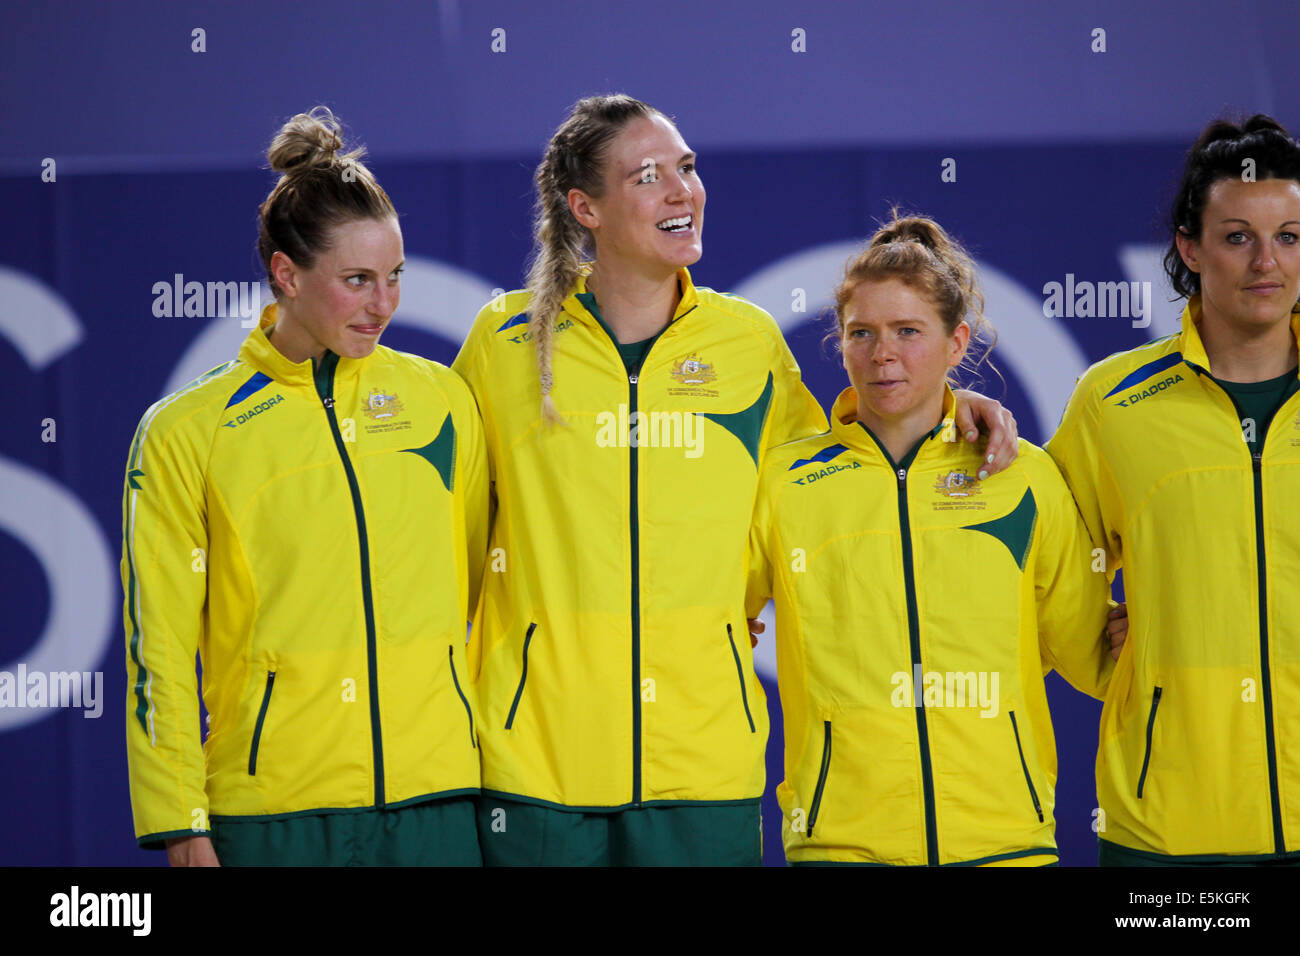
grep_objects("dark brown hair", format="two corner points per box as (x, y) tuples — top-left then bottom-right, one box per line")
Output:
(257, 106), (396, 296)
(1164, 114), (1300, 298)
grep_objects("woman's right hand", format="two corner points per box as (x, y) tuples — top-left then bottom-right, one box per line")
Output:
(165, 835), (220, 867)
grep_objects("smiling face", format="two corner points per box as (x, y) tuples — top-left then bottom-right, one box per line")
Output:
(1176, 177), (1300, 334)
(569, 113), (705, 278)
(841, 278), (970, 431)
(269, 216), (405, 363)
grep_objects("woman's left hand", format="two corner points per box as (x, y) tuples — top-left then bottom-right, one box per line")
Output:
(952, 390), (1019, 478)
(1106, 603), (1129, 662)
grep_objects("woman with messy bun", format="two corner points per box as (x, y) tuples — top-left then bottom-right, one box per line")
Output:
(1048, 114), (1300, 866)
(121, 107), (489, 866)
(452, 95), (1022, 866)
(746, 211), (1121, 866)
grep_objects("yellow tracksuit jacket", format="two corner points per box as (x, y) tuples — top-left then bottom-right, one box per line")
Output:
(122, 304), (488, 848)
(747, 386), (1113, 865)
(1047, 297), (1300, 862)
(451, 266), (827, 810)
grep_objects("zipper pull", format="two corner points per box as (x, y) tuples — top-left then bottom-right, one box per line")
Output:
(322, 396), (335, 409)
(629, 373), (638, 385)
(897, 468), (906, 482)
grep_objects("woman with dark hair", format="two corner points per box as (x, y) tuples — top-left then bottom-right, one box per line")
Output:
(1048, 114), (1300, 865)
(747, 212), (1117, 866)
(122, 107), (489, 866)
(453, 94), (1021, 865)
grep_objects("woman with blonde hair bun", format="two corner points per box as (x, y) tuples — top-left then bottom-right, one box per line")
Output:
(748, 212), (1122, 866)
(122, 107), (489, 866)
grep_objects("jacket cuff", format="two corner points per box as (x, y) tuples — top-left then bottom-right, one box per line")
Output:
(137, 827), (210, 851)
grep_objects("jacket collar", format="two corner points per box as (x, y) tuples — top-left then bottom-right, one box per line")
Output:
(564, 264), (701, 335)
(1178, 294), (1300, 378)
(828, 384), (960, 465)
(237, 301), (368, 389)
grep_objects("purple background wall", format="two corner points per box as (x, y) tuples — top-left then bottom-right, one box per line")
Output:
(2, 0), (1295, 866)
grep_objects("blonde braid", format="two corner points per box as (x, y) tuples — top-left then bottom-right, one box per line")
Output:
(524, 169), (585, 425)
(523, 94), (662, 426)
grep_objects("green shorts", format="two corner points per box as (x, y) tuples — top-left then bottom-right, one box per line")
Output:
(1099, 838), (1300, 867)
(211, 796), (481, 866)
(475, 796), (761, 866)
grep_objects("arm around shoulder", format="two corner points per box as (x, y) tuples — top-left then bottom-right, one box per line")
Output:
(1025, 449), (1115, 700)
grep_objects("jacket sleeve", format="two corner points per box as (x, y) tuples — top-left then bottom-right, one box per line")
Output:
(452, 302), (499, 678)
(745, 469), (777, 621)
(1029, 451), (1115, 700)
(763, 326), (829, 454)
(121, 406), (211, 849)
(450, 370), (490, 622)
(1044, 372), (1123, 572)
(451, 301), (498, 482)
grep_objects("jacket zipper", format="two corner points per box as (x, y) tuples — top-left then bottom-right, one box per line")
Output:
(504, 622), (536, 730)
(1136, 685), (1162, 799)
(1009, 710), (1044, 822)
(624, 327), (677, 804)
(1249, 444), (1285, 854)
(861, 426), (940, 865)
(448, 645), (477, 749)
(314, 351), (385, 807)
(582, 292), (693, 806)
(896, 459), (939, 865)
(629, 366), (644, 804)
(1211, 375), (1289, 853)
(808, 720), (832, 838)
(248, 670), (276, 775)
(726, 624), (756, 733)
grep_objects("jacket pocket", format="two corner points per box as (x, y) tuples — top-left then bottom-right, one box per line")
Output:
(1008, 710), (1044, 822)
(248, 671), (276, 776)
(448, 645), (477, 749)
(726, 624), (756, 733)
(808, 720), (833, 838)
(504, 622), (536, 730)
(1137, 685), (1163, 799)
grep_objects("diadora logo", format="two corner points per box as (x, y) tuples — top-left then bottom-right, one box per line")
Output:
(791, 461), (861, 485)
(789, 443), (847, 469)
(498, 314), (574, 344)
(1114, 373), (1184, 408)
(222, 393), (284, 428)
(788, 443), (860, 485)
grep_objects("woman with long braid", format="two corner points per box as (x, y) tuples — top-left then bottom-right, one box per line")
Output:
(453, 94), (1019, 865)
